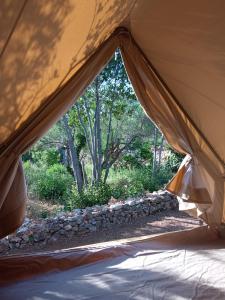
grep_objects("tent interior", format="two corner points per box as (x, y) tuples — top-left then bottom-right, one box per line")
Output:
(0, 0), (225, 298)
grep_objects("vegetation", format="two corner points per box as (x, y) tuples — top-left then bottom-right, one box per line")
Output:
(23, 50), (184, 215)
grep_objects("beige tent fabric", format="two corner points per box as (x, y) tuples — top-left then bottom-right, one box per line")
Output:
(126, 0), (225, 225)
(0, 1), (225, 237)
(118, 30), (224, 226)
(0, 30), (121, 238)
(0, 159), (27, 238)
(126, 0), (225, 223)
(0, 0), (134, 146)
(128, 0), (225, 164)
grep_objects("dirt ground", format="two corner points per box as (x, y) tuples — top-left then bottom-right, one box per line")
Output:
(5, 210), (202, 256)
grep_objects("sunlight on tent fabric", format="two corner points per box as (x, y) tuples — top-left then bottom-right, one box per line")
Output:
(2, 228), (225, 299)
(0, 0), (134, 144)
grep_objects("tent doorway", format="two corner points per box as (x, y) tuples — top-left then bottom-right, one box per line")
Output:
(0, 50), (200, 256)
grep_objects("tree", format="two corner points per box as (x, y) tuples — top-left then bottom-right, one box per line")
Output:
(68, 49), (144, 185)
(62, 114), (83, 193)
(23, 48), (170, 201)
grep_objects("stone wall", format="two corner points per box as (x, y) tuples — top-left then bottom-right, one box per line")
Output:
(0, 190), (178, 253)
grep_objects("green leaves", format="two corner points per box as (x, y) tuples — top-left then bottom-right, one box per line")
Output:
(23, 48), (183, 215)
(23, 162), (74, 203)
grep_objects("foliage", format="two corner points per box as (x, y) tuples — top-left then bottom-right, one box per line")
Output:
(24, 146), (181, 214)
(66, 183), (112, 210)
(26, 199), (63, 219)
(118, 140), (153, 169)
(24, 161), (74, 203)
(23, 49), (185, 218)
(164, 146), (184, 173)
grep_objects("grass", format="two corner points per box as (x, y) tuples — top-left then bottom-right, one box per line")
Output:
(26, 199), (63, 220)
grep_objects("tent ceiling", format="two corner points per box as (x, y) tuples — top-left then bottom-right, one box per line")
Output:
(127, 0), (225, 163)
(0, 0), (134, 147)
(1, 0), (224, 163)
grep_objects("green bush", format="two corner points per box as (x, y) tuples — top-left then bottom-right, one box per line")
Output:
(32, 149), (60, 166)
(23, 146), (183, 213)
(110, 176), (144, 199)
(24, 162), (74, 203)
(66, 183), (112, 210)
(108, 165), (173, 198)
(164, 147), (184, 173)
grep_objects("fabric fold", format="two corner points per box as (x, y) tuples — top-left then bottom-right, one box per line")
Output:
(0, 32), (119, 237)
(118, 29), (225, 226)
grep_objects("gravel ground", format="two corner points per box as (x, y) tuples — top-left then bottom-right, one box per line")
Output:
(5, 210), (202, 256)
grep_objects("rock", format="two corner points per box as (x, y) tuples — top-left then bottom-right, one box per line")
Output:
(22, 235), (29, 242)
(0, 190), (179, 254)
(72, 225), (79, 232)
(33, 231), (46, 242)
(48, 235), (58, 245)
(0, 240), (10, 253)
(113, 204), (123, 210)
(64, 224), (72, 231)
(127, 199), (136, 206)
(74, 216), (82, 225)
(73, 209), (82, 215)
(10, 236), (21, 243)
(108, 196), (118, 205)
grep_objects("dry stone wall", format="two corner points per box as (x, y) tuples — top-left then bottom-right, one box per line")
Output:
(0, 190), (178, 253)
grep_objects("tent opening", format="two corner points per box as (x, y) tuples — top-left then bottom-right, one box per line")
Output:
(0, 49), (202, 256)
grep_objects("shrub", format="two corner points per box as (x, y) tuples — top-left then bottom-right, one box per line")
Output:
(31, 149), (60, 166)
(164, 147), (184, 173)
(24, 147), (182, 214)
(108, 165), (173, 197)
(26, 199), (63, 219)
(66, 183), (112, 210)
(24, 162), (74, 204)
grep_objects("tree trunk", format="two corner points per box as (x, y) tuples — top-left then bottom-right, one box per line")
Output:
(103, 103), (113, 183)
(94, 77), (102, 183)
(76, 102), (97, 183)
(152, 126), (158, 178)
(158, 134), (164, 169)
(62, 115), (83, 193)
(81, 160), (88, 187)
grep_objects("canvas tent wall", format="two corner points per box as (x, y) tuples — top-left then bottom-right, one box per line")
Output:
(0, 0), (225, 238)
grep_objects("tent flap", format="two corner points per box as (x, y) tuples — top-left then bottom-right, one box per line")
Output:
(119, 29), (225, 227)
(0, 30), (119, 238)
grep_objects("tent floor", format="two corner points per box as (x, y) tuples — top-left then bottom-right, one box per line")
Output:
(1, 227), (225, 299)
